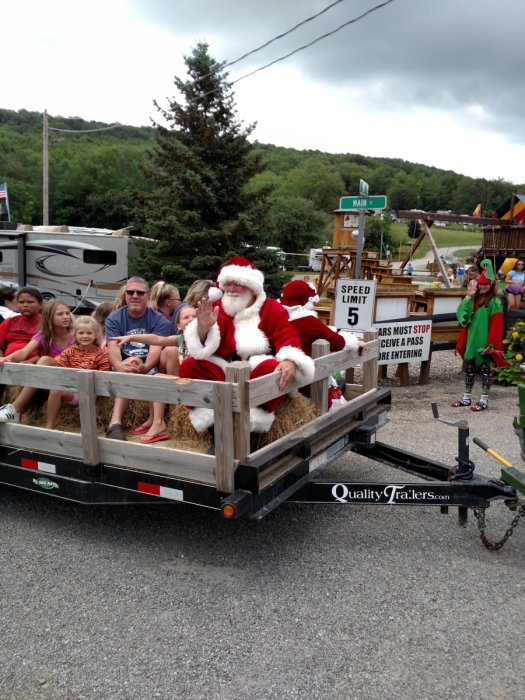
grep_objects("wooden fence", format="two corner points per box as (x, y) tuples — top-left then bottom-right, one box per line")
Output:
(0, 330), (379, 493)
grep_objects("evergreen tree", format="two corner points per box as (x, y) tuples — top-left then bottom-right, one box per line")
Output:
(134, 43), (287, 295)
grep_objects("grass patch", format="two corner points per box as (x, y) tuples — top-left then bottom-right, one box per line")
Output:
(389, 223), (482, 262)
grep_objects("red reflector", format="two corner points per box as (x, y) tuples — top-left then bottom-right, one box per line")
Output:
(21, 458), (38, 470)
(137, 481), (160, 496)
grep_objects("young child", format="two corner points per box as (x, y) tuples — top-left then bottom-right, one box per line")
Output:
(504, 259), (525, 311)
(46, 316), (111, 429)
(0, 300), (74, 423)
(150, 281), (181, 320)
(112, 305), (197, 443)
(452, 259), (508, 412)
(0, 286), (43, 361)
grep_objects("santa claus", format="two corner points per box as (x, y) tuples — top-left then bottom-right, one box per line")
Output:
(179, 256), (315, 433)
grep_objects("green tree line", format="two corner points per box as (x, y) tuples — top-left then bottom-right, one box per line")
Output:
(0, 79), (522, 261)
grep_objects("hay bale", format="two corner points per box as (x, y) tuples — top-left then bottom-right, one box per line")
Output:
(168, 405), (212, 453)
(260, 394), (322, 446)
(2, 382), (148, 436)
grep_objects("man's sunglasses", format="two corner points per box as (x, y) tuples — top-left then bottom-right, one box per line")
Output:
(125, 289), (147, 297)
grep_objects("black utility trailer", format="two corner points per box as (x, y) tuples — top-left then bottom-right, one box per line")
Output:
(0, 332), (520, 536)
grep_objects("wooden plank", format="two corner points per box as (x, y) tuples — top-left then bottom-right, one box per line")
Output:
(225, 363), (251, 460)
(397, 210), (506, 226)
(98, 438), (217, 484)
(0, 364), (80, 392)
(0, 424), (218, 484)
(247, 340), (379, 408)
(0, 363), (241, 410)
(310, 339), (330, 412)
(248, 388), (387, 469)
(0, 424), (84, 459)
(213, 382), (235, 492)
(362, 329), (378, 392)
(77, 371), (100, 465)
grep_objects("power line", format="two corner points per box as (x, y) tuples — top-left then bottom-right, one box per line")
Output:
(223, 0), (348, 70)
(189, 0), (396, 104)
(48, 123), (121, 134)
(232, 0), (396, 86)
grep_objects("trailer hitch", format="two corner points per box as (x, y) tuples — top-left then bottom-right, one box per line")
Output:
(431, 402), (474, 480)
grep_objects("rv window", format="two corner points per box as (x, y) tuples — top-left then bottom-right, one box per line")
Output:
(0, 253), (2, 262)
(83, 250), (117, 266)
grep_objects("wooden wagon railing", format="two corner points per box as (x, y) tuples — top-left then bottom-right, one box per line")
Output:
(0, 330), (379, 494)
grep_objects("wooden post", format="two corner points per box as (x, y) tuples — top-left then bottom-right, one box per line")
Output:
(396, 363), (410, 387)
(213, 381), (235, 493)
(225, 362), (251, 459)
(363, 328), (378, 392)
(311, 339), (330, 412)
(77, 370), (100, 465)
(421, 220), (451, 287)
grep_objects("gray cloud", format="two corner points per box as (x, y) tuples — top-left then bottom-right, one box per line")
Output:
(133, 0), (525, 141)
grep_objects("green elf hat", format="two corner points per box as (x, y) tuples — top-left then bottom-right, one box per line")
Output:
(477, 259), (495, 285)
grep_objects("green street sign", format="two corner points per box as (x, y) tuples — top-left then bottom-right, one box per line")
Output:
(340, 195), (387, 210)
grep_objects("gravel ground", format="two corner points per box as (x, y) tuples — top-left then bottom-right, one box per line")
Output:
(1, 350), (524, 700)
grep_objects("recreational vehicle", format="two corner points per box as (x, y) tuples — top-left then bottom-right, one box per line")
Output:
(0, 226), (137, 308)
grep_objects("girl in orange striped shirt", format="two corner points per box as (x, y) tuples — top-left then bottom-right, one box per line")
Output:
(46, 316), (110, 429)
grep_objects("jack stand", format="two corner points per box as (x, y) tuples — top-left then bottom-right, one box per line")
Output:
(431, 403), (475, 480)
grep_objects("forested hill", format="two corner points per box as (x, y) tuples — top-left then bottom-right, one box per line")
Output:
(0, 107), (519, 234)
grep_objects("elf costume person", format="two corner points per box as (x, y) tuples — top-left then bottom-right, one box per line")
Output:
(452, 259), (508, 411)
(179, 257), (315, 433)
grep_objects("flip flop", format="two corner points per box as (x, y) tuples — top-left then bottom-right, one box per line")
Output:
(106, 423), (127, 441)
(131, 423), (152, 435)
(139, 432), (170, 444)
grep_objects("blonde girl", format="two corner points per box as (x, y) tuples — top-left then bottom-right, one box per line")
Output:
(150, 281), (181, 320)
(0, 301), (75, 423)
(46, 316), (111, 429)
(91, 302), (113, 350)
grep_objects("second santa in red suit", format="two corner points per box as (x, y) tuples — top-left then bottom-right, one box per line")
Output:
(179, 257), (315, 433)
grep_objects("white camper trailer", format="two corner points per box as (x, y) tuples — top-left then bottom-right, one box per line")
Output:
(0, 226), (137, 308)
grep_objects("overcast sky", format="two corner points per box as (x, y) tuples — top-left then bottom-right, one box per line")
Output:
(3, 0), (524, 184)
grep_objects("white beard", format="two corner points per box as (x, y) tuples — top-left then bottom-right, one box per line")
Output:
(222, 289), (254, 317)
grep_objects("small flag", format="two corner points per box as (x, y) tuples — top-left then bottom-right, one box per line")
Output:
(0, 182), (11, 220)
(472, 203), (481, 217)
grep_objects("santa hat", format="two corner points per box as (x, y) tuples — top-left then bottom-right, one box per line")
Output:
(477, 259), (495, 285)
(217, 256), (264, 296)
(280, 280), (317, 307)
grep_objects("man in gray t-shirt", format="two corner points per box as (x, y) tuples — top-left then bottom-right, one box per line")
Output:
(105, 277), (171, 440)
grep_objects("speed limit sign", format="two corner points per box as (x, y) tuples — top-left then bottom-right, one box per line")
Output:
(333, 279), (376, 331)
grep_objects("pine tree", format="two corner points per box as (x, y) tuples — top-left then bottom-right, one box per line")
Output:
(134, 42), (287, 295)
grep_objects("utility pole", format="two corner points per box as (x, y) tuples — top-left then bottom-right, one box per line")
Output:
(43, 109), (49, 225)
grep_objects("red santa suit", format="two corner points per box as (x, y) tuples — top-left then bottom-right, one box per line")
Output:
(179, 257), (315, 433)
(279, 280), (359, 356)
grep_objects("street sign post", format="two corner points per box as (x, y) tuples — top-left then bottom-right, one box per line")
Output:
(339, 193), (388, 279)
(339, 195), (388, 210)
